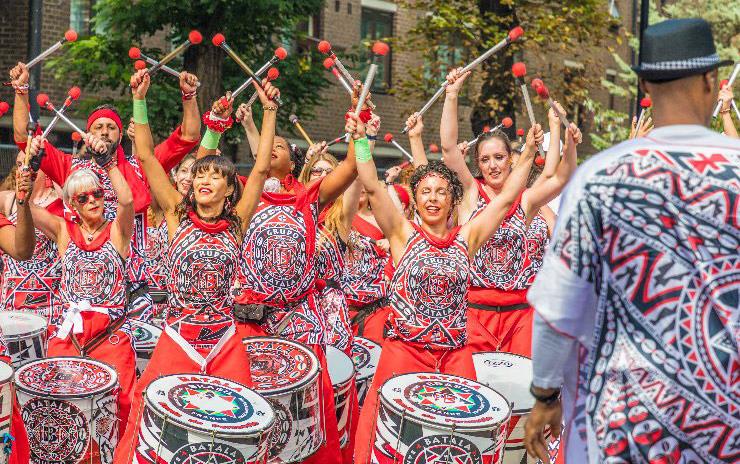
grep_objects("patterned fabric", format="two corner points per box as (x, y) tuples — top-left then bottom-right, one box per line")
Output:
(316, 224), (346, 283)
(528, 126), (740, 463)
(0, 214), (13, 359)
(316, 225), (352, 352)
(145, 220), (169, 291)
(342, 217), (388, 306)
(165, 217), (239, 349)
(387, 225), (469, 349)
(469, 182), (549, 291)
(1, 204), (61, 318)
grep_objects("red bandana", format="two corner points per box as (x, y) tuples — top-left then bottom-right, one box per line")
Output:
(87, 109), (123, 132)
(187, 210), (230, 233)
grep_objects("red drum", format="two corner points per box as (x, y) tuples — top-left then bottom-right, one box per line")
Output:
(350, 336), (381, 408)
(326, 346), (355, 449)
(0, 311), (47, 368)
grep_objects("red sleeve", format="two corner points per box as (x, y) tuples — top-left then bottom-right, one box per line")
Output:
(154, 126), (199, 172)
(39, 141), (72, 187)
(0, 213), (13, 229)
(115, 149), (152, 213)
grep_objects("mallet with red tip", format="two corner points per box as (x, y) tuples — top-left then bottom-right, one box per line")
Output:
(318, 40), (356, 85)
(533, 81), (570, 128)
(326, 134), (348, 147)
(213, 34), (282, 105)
(402, 26), (524, 134)
(3, 30), (78, 87)
(129, 46), (200, 87)
(36, 93), (89, 138)
(18, 119), (38, 204)
(38, 86), (82, 159)
(147, 30), (202, 76)
(633, 96), (652, 139)
(0, 102), (9, 118)
(384, 133), (413, 161)
(324, 57), (353, 95)
(231, 47), (287, 99)
(712, 62), (739, 118)
(467, 117), (513, 148)
(512, 62), (544, 154)
(239, 68), (280, 113)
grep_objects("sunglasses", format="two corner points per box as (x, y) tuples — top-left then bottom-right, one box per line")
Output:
(74, 189), (104, 205)
(310, 167), (333, 176)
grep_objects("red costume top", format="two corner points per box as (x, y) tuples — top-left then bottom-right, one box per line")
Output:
(387, 225), (469, 350)
(145, 219), (168, 292)
(468, 180), (549, 304)
(342, 216), (388, 306)
(316, 217), (352, 352)
(0, 214), (14, 358)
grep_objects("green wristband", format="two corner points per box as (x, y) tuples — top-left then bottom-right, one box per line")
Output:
(201, 128), (222, 150)
(354, 137), (372, 163)
(132, 98), (148, 125)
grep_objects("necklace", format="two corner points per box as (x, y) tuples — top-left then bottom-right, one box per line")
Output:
(80, 220), (107, 242)
(32, 189), (54, 207)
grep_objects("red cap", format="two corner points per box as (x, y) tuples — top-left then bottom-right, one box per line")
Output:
(275, 47), (287, 60)
(212, 33), (225, 47)
(323, 57), (335, 69)
(517, 128), (525, 136)
(36, 93), (50, 108)
(71, 131), (82, 142)
(134, 60), (147, 70)
(372, 41), (390, 56)
(508, 26), (524, 41)
(64, 30), (78, 42)
(318, 40), (332, 54)
(384, 133), (394, 143)
(502, 117), (513, 128)
(267, 67), (279, 80)
(640, 96), (652, 108)
(68, 86), (81, 100)
(429, 143), (439, 153)
(188, 30), (203, 45)
(512, 62), (527, 78)
(0, 101), (9, 116)
(536, 85), (550, 99)
(531, 78), (544, 90)
(128, 47), (141, 59)
(535, 155), (545, 166)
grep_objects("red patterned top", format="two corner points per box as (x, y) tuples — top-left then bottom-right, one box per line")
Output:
(388, 225), (469, 350)
(342, 216), (388, 306)
(145, 219), (169, 292)
(0, 214), (14, 358)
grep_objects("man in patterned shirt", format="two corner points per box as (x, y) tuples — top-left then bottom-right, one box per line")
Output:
(524, 18), (739, 463)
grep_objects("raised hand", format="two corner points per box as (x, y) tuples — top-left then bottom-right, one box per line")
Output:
(445, 67), (471, 95)
(9, 62), (29, 89)
(366, 112), (381, 137)
(211, 92), (234, 119)
(406, 112), (424, 138)
(254, 78), (280, 107)
(345, 112), (366, 140)
(15, 167), (33, 198)
(235, 103), (253, 124)
(130, 69), (151, 99)
(179, 71), (199, 95)
(305, 141), (329, 161)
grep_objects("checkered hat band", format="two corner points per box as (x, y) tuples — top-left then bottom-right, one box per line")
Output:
(641, 53), (720, 70)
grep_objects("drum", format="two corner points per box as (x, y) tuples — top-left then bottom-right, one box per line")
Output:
(137, 373), (275, 464)
(373, 372), (511, 464)
(0, 311), (46, 367)
(351, 336), (381, 407)
(0, 361), (13, 463)
(130, 320), (162, 376)
(244, 337), (323, 463)
(15, 356), (119, 464)
(473, 352), (560, 464)
(326, 346), (355, 449)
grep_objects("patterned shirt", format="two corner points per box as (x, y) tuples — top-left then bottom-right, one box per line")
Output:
(342, 216), (388, 306)
(528, 125), (740, 463)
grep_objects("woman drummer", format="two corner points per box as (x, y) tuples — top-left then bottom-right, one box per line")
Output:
(440, 67), (580, 356)
(112, 69), (278, 462)
(346, 112), (541, 463)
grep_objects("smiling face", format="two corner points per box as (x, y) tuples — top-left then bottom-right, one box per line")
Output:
(63, 170), (106, 225)
(477, 137), (512, 190)
(270, 136), (294, 178)
(309, 159), (334, 182)
(414, 173), (453, 227)
(192, 165), (234, 210)
(174, 157), (195, 196)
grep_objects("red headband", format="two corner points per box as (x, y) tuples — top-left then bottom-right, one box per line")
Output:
(87, 108), (123, 132)
(393, 184), (410, 209)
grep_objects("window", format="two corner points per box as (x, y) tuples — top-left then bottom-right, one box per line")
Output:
(298, 14), (321, 40)
(361, 8), (393, 91)
(70, 0), (93, 35)
(606, 69), (617, 110)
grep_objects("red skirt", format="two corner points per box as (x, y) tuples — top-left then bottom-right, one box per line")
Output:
(466, 288), (534, 357)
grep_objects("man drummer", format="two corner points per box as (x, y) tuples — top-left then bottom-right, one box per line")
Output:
(525, 18), (740, 463)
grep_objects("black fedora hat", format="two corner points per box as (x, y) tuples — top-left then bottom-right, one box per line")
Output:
(632, 18), (732, 82)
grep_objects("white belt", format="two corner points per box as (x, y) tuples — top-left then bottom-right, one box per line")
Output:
(56, 300), (110, 340)
(164, 324), (236, 373)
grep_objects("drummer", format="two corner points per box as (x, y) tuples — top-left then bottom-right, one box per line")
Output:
(346, 113), (541, 463)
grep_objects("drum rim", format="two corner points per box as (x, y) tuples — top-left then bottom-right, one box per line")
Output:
(326, 346), (356, 387)
(378, 371), (512, 432)
(472, 351), (533, 415)
(243, 336), (321, 395)
(0, 361), (14, 385)
(14, 356), (119, 399)
(144, 373), (276, 437)
(0, 311), (48, 340)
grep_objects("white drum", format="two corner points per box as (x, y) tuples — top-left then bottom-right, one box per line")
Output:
(0, 361), (13, 464)
(350, 336), (381, 407)
(0, 311), (46, 368)
(244, 336), (323, 463)
(130, 320), (162, 376)
(137, 373), (275, 464)
(326, 346), (355, 449)
(373, 372), (511, 464)
(474, 352), (561, 464)
(15, 357), (119, 464)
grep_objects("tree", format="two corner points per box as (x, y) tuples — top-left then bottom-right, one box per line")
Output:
(394, 0), (617, 138)
(47, 0), (330, 156)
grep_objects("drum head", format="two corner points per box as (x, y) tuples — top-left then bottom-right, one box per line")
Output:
(243, 337), (319, 395)
(379, 372), (510, 430)
(145, 374), (274, 437)
(0, 361), (12, 384)
(326, 346), (354, 387)
(131, 320), (162, 350)
(15, 356), (118, 399)
(351, 337), (381, 381)
(473, 352), (534, 415)
(0, 311), (46, 340)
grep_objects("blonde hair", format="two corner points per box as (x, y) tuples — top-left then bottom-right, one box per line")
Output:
(62, 169), (102, 206)
(299, 153), (352, 245)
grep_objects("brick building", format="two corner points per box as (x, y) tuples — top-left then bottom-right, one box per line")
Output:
(1, 0), (638, 176)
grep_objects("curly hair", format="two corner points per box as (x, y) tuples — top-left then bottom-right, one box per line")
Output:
(175, 155), (243, 237)
(409, 160), (464, 209)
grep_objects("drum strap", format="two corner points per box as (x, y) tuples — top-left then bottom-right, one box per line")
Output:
(468, 302), (530, 312)
(164, 324), (236, 372)
(349, 297), (388, 331)
(79, 313), (128, 357)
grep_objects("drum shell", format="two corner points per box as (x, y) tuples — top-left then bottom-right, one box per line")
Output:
(0, 362), (14, 464)
(0, 311), (47, 368)
(326, 346), (355, 449)
(130, 321), (162, 376)
(350, 337), (381, 408)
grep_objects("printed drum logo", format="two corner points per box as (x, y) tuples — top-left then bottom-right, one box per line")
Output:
(23, 398), (90, 463)
(405, 380), (489, 419)
(351, 344), (370, 370)
(168, 382), (254, 425)
(404, 435), (483, 464)
(172, 442), (246, 464)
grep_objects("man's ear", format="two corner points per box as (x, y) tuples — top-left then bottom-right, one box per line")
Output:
(638, 78), (650, 96)
(702, 70), (718, 94)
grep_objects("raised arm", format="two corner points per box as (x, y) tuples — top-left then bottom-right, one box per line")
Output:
(235, 79), (279, 231)
(129, 69), (182, 214)
(106, 165), (134, 257)
(196, 95), (235, 159)
(463, 124), (541, 256)
(440, 68), (475, 190)
(9, 62), (30, 144)
(718, 84), (738, 138)
(0, 169), (36, 260)
(316, 117), (360, 209)
(178, 72), (201, 142)
(340, 179), (362, 242)
(406, 113), (429, 168)
(235, 103), (261, 156)
(531, 102), (563, 188)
